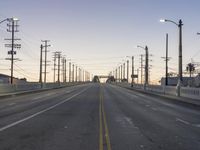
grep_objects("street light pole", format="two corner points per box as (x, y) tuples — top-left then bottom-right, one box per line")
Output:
(178, 20), (183, 83)
(160, 19), (183, 96)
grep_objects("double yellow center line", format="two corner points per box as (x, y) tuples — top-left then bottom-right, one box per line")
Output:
(99, 84), (112, 150)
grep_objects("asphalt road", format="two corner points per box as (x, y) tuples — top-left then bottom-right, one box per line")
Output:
(0, 83), (199, 150)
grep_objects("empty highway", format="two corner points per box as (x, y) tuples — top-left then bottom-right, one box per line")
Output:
(0, 83), (199, 150)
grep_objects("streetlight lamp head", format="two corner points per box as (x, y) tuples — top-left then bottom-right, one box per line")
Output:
(160, 19), (166, 23)
(12, 17), (19, 21)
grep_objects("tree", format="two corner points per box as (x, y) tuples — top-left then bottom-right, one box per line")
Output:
(186, 63), (195, 77)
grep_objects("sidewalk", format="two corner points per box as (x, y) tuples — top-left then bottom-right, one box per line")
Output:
(114, 83), (200, 107)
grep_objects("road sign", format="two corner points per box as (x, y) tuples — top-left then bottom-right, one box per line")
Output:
(8, 51), (16, 55)
(131, 74), (138, 78)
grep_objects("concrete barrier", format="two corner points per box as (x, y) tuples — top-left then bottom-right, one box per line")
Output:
(0, 82), (86, 95)
(113, 82), (200, 100)
(181, 87), (200, 99)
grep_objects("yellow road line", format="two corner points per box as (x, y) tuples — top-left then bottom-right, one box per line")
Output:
(99, 88), (103, 150)
(99, 84), (112, 150)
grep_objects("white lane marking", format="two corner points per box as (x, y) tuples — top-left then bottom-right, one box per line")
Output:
(32, 90), (73, 100)
(176, 118), (200, 128)
(151, 107), (158, 111)
(176, 118), (190, 125)
(192, 124), (200, 128)
(0, 87), (89, 132)
(32, 93), (56, 100)
(8, 103), (16, 106)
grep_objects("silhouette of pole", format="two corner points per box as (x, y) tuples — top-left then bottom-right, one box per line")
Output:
(120, 65), (122, 82)
(57, 53), (61, 83)
(127, 60), (129, 82)
(165, 33), (169, 85)
(10, 19), (14, 84)
(39, 45), (43, 84)
(69, 62), (71, 82)
(131, 56), (134, 87)
(72, 64), (74, 82)
(41, 40), (50, 83)
(145, 46), (149, 85)
(75, 65), (77, 82)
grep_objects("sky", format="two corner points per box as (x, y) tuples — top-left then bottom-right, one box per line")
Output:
(0, 0), (200, 83)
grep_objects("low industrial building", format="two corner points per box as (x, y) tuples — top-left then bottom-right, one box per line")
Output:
(0, 73), (27, 84)
(161, 74), (200, 87)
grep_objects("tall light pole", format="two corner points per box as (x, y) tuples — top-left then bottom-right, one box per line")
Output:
(160, 19), (183, 96)
(137, 45), (149, 87)
(126, 60), (129, 82)
(127, 56), (134, 86)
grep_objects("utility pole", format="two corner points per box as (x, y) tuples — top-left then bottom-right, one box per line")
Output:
(165, 34), (168, 86)
(140, 55), (144, 84)
(83, 69), (85, 82)
(137, 69), (139, 84)
(69, 62), (71, 82)
(120, 65), (122, 82)
(64, 58), (67, 82)
(57, 52), (61, 83)
(161, 33), (169, 86)
(62, 57), (65, 82)
(116, 68), (117, 82)
(75, 65), (78, 82)
(72, 64), (74, 82)
(123, 63), (125, 80)
(79, 68), (81, 82)
(131, 56), (134, 87)
(39, 45), (43, 84)
(127, 60), (129, 82)
(145, 46), (149, 85)
(5, 18), (21, 84)
(118, 66), (120, 82)
(41, 40), (50, 83)
(52, 52), (57, 83)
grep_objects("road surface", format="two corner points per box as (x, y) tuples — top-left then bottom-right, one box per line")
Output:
(0, 83), (199, 150)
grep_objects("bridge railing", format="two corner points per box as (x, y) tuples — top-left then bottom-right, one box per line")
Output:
(0, 82), (87, 95)
(112, 82), (200, 100)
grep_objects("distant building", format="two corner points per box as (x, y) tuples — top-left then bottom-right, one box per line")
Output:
(161, 76), (196, 87)
(194, 74), (200, 87)
(0, 73), (27, 84)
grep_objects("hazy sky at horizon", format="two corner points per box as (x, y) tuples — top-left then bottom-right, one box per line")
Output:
(0, 0), (200, 83)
